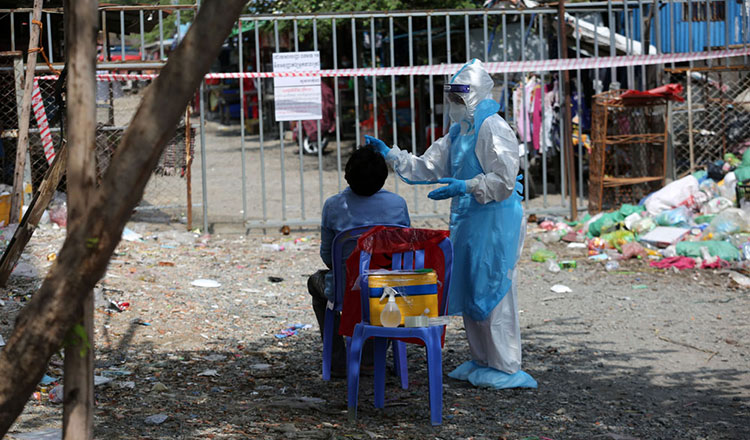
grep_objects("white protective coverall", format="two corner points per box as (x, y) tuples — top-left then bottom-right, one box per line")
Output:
(383, 59), (536, 389)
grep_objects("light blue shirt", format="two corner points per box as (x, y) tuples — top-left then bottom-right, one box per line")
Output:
(320, 187), (410, 300)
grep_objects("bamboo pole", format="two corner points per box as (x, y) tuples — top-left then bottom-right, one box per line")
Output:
(10, 0), (43, 224)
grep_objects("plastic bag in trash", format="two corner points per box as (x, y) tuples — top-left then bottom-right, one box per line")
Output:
(702, 197), (734, 215)
(707, 208), (750, 237)
(49, 202), (67, 227)
(655, 206), (691, 227)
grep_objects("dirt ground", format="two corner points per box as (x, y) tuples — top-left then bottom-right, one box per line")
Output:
(1, 218), (748, 440)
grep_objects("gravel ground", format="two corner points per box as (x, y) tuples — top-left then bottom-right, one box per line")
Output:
(2, 219), (749, 440)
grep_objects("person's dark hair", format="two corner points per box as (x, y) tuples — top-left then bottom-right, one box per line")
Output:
(345, 145), (388, 196)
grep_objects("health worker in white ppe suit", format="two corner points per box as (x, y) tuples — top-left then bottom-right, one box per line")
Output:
(365, 59), (536, 389)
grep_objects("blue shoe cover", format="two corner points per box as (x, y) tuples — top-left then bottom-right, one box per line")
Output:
(467, 367), (538, 389)
(447, 360), (483, 381)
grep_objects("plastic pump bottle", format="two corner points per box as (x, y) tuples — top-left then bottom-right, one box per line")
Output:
(379, 287), (402, 327)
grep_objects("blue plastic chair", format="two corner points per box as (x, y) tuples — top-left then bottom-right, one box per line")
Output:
(324, 225), (409, 384)
(347, 232), (453, 426)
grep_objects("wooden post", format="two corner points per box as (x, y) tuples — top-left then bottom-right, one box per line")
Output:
(62, 1), (98, 438)
(185, 106), (193, 230)
(10, 0), (43, 224)
(557, 0), (578, 220)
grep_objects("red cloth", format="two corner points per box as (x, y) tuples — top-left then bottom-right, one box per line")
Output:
(339, 226), (450, 338)
(649, 256), (695, 270)
(701, 258), (730, 269)
(620, 83), (685, 104)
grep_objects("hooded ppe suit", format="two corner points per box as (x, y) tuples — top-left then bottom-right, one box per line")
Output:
(372, 59), (536, 389)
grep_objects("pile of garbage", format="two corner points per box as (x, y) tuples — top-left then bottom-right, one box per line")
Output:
(529, 150), (750, 284)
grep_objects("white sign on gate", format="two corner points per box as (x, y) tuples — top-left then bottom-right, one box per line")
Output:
(272, 51), (322, 122)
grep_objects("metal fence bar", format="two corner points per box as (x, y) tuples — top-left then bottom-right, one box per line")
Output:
(254, 21), (268, 223)
(445, 14), (451, 135)
(120, 10), (125, 62)
(352, 18), (361, 147)
(575, 14), (584, 202)
(294, 19), (305, 220)
(623, 1), (634, 89)
(333, 18), (342, 192)
(10, 12), (14, 51)
(503, 13), (508, 121)
(428, 15), (437, 212)
(521, 13), (529, 205)
(371, 17), (378, 139)
(274, 21), (287, 221)
(483, 12), (489, 62)
(557, 20), (567, 208)
(724, 0), (730, 67)
(408, 15), (419, 212)
(389, 16), (398, 194)
(239, 19), (248, 223)
(158, 9), (164, 60)
(539, 13), (548, 208)
(314, 19), (324, 211)
(465, 14), (470, 61)
(638, 0), (646, 88)
(101, 11), (108, 61)
(608, 0), (617, 85)
(139, 10), (145, 60)
(46, 12), (53, 63)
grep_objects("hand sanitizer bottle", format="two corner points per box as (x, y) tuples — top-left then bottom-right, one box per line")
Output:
(379, 287), (402, 327)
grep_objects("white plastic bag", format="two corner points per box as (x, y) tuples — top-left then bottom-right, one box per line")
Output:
(644, 175), (699, 216)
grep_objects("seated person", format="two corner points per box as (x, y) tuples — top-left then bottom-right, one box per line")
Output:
(308, 145), (410, 377)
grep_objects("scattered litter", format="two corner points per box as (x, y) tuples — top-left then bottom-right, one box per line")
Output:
(262, 243), (285, 252)
(39, 375), (57, 385)
(144, 414), (168, 425)
(203, 354), (227, 362)
(94, 375), (112, 387)
(249, 364), (272, 371)
(550, 284), (572, 294)
(531, 249), (556, 263)
(632, 284), (649, 289)
(197, 369), (219, 377)
(728, 271), (750, 288)
(131, 318), (150, 326)
(558, 260), (577, 269)
(118, 381), (135, 389)
(158, 261), (175, 267)
(588, 254), (609, 261)
(101, 369), (132, 377)
(121, 227), (142, 242)
(11, 262), (38, 278)
(267, 276), (284, 283)
(9, 429), (61, 440)
(191, 279), (221, 288)
(109, 300), (130, 312)
(546, 260), (560, 273)
(640, 227), (691, 248)
(0, 335), (4, 347)
(605, 261), (620, 272)
(151, 382), (168, 392)
(566, 242), (587, 248)
(275, 323), (312, 338)
(48, 385), (63, 404)
(46, 253), (56, 262)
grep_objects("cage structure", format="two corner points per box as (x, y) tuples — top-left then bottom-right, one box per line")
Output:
(588, 90), (669, 213)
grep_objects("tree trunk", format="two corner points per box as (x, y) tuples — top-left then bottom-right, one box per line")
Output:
(62, 1), (98, 438)
(11, 0), (44, 223)
(0, 0), (248, 434)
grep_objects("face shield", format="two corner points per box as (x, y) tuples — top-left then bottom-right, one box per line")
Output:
(444, 83), (472, 131)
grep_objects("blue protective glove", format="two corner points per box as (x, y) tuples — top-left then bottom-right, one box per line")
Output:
(428, 177), (468, 200)
(364, 135), (390, 158)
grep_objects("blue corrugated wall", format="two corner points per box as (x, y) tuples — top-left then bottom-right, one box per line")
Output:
(627, 0), (746, 53)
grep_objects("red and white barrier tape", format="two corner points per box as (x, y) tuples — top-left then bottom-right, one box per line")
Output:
(31, 78), (56, 165)
(36, 47), (750, 82)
